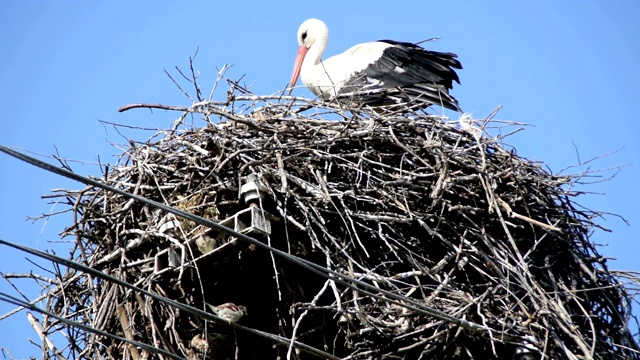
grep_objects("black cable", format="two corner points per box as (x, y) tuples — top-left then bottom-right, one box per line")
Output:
(0, 237), (339, 359)
(0, 144), (488, 333)
(0, 291), (184, 360)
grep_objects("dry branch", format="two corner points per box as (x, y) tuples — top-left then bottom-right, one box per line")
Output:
(2, 73), (638, 360)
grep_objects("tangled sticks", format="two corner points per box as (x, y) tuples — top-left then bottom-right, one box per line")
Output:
(24, 86), (638, 359)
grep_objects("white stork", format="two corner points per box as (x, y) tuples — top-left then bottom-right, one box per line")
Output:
(289, 18), (463, 112)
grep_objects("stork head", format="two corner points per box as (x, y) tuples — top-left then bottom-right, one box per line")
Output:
(296, 18), (328, 48)
(289, 18), (329, 95)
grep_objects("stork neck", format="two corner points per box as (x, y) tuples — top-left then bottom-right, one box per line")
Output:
(308, 38), (326, 66)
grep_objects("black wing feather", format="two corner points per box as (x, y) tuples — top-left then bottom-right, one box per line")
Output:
(337, 40), (463, 112)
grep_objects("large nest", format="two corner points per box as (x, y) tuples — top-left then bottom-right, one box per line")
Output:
(10, 78), (639, 359)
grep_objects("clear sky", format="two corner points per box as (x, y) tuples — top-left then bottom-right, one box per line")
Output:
(1, 1), (638, 357)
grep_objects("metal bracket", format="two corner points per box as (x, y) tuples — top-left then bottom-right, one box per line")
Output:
(218, 206), (271, 238)
(153, 206), (272, 274)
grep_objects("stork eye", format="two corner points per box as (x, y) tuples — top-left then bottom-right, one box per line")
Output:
(301, 31), (308, 41)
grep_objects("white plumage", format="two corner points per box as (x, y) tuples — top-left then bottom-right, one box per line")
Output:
(289, 18), (463, 112)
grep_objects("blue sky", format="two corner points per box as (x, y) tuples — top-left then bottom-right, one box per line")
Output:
(1, 1), (638, 357)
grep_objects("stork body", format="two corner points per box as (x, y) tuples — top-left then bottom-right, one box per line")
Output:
(289, 18), (462, 112)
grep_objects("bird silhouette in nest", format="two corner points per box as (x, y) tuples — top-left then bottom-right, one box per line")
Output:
(205, 302), (248, 324)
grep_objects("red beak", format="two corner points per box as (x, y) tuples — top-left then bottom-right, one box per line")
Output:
(288, 45), (309, 95)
